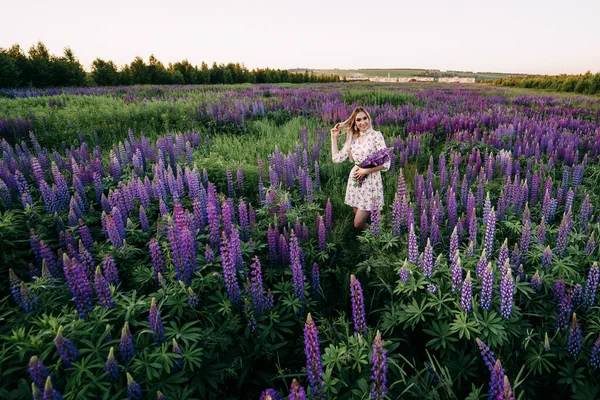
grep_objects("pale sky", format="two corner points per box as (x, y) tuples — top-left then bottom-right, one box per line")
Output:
(1, 0), (599, 75)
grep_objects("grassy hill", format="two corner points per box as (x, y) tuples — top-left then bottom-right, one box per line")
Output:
(288, 68), (532, 81)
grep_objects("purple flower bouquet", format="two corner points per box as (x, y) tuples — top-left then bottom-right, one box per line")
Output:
(354, 147), (392, 187)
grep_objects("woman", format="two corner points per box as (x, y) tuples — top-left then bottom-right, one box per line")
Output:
(331, 107), (390, 230)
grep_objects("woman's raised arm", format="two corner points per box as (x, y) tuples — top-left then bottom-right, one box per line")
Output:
(331, 124), (349, 163)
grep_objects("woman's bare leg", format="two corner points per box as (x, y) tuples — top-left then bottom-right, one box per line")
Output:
(354, 210), (370, 230)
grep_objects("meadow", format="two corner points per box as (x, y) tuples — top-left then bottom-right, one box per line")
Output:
(1, 82), (600, 400)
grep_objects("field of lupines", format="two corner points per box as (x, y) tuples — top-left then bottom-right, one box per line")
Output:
(1, 83), (600, 400)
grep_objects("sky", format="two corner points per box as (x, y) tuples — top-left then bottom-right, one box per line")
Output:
(1, 0), (599, 75)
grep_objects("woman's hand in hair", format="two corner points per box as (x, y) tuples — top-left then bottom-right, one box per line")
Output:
(330, 124), (340, 138)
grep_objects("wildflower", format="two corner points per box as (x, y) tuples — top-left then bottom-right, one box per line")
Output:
(54, 326), (79, 367)
(399, 260), (409, 282)
(126, 373), (142, 400)
(481, 262), (494, 310)
(149, 298), (166, 344)
(104, 347), (119, 382)
(461, 271), (473, 312)
(567, 313), (583, 358)
(187, 287), (199, 309)
(427, 283), (437, 294)
(500, 267), (514, 320)
(304, 314), (325, 399)
(42, 376), (64, 400)
(119, 322), (135, 364)
(311, 263), (320, 301)
(94, 266), (114, 309)
(585, 262), (599, 309)
(590, 333), (600, 369)
(172, 339), (183, 372)
(29, 356), (51, 391)
(259, 389), (282, 400)
(220, 231), (241, 306)
(530, 270), (542, 292)
(350, 275), (367, 335)
(370, 331), (388, 400)
(288, 378), (307, 400)
(408, 224), (418, 264)
(290, 232), (306, 308)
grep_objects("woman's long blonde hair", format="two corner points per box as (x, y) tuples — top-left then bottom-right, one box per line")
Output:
(338, 106), (373, 161)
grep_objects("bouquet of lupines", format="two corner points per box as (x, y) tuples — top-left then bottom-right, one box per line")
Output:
(354, 147), (392, 187)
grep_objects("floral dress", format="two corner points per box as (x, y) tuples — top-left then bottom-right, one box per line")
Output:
(332, 128), (390, 211)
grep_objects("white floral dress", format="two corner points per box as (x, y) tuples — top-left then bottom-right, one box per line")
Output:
(332, 128), (390, 211)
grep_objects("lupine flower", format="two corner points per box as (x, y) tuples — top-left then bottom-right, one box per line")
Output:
(207, 202), (220, 250)
(476, 249), (488, 277)
(317, 215), (326, 251)
(325, 198), (332, 232)
(530, 270), (542, 292)
(9, 269), (21, 305)
(62, 255), (93, 318)
(126, 373), (142, 400)
(426, 283), (437, 294)
(303, 314), (325, 399)
(311, 263), (320, 301)
(172, 339), (183, 372)
(483, 207), (496, 259)
(156, 391), (166, 400)
(481, 262), (494, 310)
(585, 232), (596, 255)
(220, 231), (241, 306)
(451, 254), (462, 293)
(119, 322), (135, 364)
(408, 224), (418, 264)
(32, 382), (42, 400)
(149, 298), (166, 344)
(544, 332), (551, 351)
(29, 356), (51, 391)
(370, 330), (388, 400)
(260, 389), (282, 400)
(489, 359), (507, 400)
(104, 347), (119, 382)
(102, 253), (119, 285)
(53, 326), (79, 367)
(290, 232), (306, 309)
(399, 260), (409, 282)
(350, 275), (367, 335)
(249, 256), (265, 312)
(421, 239), (433, 278)
(590, 333), (600, 369)
(476, 338), (496, 371)
(42, 376), (64, 400)
(500, 267), (514, 320)
(148, 239), (164, 284)
(554, 210), (572, 257)
(461, 271), (473, 312)
(567, 313), (583, 358)
(187, 287), (199, 309)
(542, 245), (552, 269)
(288, 378), (307, 400)
(94, 266), (114, 309)
(585, 262), (599, 309)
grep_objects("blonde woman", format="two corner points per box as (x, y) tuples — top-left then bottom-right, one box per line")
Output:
(331, 107), (390, 229)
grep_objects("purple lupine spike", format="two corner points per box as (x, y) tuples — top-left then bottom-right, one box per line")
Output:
(391, 194), (402, 238)
(490, 359), (507, 400)
(207, 202), (220, 250)
(468, 210), (477, 250)
(422, 239), (433, 278)
(590, 333), (600, 370)
(461, 270), (473, 312)
(530, 270), (542, 292)
(102, 253), (119, 285)
(172, 339), (183, 372)
(483, 207), (496, 258)
(236, 165), (244, 194)
(567, 313), (582, 358)
(9, 269), (21, 305)
(579, 194), (592, 231)
(260, 389), (282, 400)
(149, 298), (166, 344)
(542, 246), (552, 269)
(317, 215), (326, 252)
(139, 205), (149, 232)
(290, 232), (306, 308)
(288, 378), (307, 400)
(94, 266), (114, 309)
(399, 260), (409, 282)
(249, 256), (265, 313)
(104, 347), (119, 382)
(519, 219), (531, 265)
(238, 198), (249, 241)
(179, 226), (196, 285)
(119, 322), (135, 364)
(279, 234), (289, 265)
(476, 249), (487, 277)
(126, 373), (142, 400)
(419, 207), (428, 246)
(586, 232), (596, 255)
(279, 197), (288, 227)
(585, 262), (599, 309)
(554, 211), (571, 258)
(370, 330), (388, 400)
(204, 244), (215, 264)
(62, 254), (93, 318)
(350, 275), (368, 335)
(303, 313), (325, 399)
(54, 326), (79, 367)
(325, 198), (332, 233)
(220, 231), (241, 306)
(500, 267), (514, 320)
(225, 168), (234, 199)
(476, 338), (496, 371)
(408, 224), (418, 264)
(481, 262), (494, 310)
(187, 286), (199, 309)
(572, 283), (583, 307)
(29, 356), (51, 391)
(42, 376), (64, 400)
(450, 253), (462, 293)
(267, 224), (278, 265)
(311, 262), (321, 301)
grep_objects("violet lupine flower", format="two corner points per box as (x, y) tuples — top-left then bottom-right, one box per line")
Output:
(427, 284), (437, 294)
(585, 232), (596, 255)
(483, 207), (496, 259)
(148, 239), (164, 284)
(542, 246), (552, 269)
(29, 356), (51, 391)
(520, 220), (531, 263)
(249, 256), (265, 312)
(220, 231), (241, 307)
(530, 271), (542, 292)
(590, 333), (600, 370)
(204, 244), (215, 264)
(399, 260), (409, 282)
(422, 239), (433, 278)
(370, 330), (388, 400)
(303, 313), (325, 399)
(429, 214), (441, 247)
(42, 376), (64, 400)
(186, 287), (199, 309)
(9, 269), (21, 305)
(567, 313), (583, 358)
(317, 215), (326, 251)
(350, 275), (368, 335)
(236, 165), (244, 194)
(370, 201), (381, 238)
(172, 339), (183, 372)
(579, 194), (592, 231)
(468, 211), (478, 251)
(139, 206), (149, 232)
(119, 322), (135, 364)
(461, 271), (473, 312)
(451, 255), (462, 293)
(290, 232), (306, 308)
(500, 267), (514, 320)
(260, 389), (282, 400)
(391, 195), (402, 238)
(126, 373), (142, 400)
(585, 262), (599, 309)
(54, 326), (78, 367)
(311, 263), (320, 301)
(355, 148), (391, 187)
(267, 224), (278, 265)
(554, 211), (571, 258)
(78, 221), (94, 253)
(94, 266), (114, 309)
(104, 347), (119, 382)
(288, 378), (307, 400)
(476, 250), (487, 277)
(238, 198), (249, 241)
(149, 298), (166, 344)
(62, 254), (93, 319)
(207, 202), (220, 250)
(325, 198), (332, 233)
(489, 360), (508, 400)
(481, 262), (494, 310)
(476, 338), (496, 371)
(408, 224), (418, 264)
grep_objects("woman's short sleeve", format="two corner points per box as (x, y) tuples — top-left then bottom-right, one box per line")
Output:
(332, 141), (350, 163)
(374, 131), (391, 171)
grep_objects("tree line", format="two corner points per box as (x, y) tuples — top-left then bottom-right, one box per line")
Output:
(493, 71), (600, 95)
(0, 41), (341, 88)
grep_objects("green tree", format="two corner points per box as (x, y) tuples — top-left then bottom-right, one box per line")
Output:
(91, 58), (120, 86)
(129, 56), (149, 84)
(0, 49), (19, 88)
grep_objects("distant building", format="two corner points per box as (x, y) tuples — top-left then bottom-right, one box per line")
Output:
(438, 77), (476, 83)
